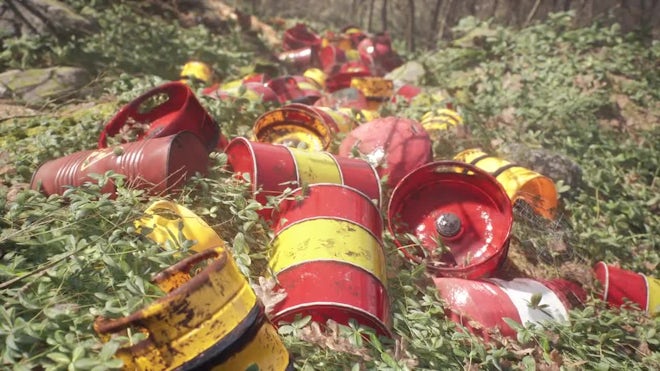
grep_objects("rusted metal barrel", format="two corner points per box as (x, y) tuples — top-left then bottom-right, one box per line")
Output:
(268, 184), (391, 337)
(30, 132), (209, 197)
(252, 103), (350, 151)
(338, 116), (432, 189)
(98, 81), (225, 152)
(225, 138), (381, 220)
(387, 161), (513, 279)
(350, 77), (394, 110)
(594, 262), (659, 316)
(454, 148), (559, 219)
(94, 246), (293, 370)
(433, 277), (586, 339)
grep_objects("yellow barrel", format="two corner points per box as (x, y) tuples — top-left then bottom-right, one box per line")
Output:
(214, 322), (292, 370)
(94, 247), (290, 370)
(303, 68), (326, 90)
(454, 148), (558, 219)
(134, 200), (224, 253)
(420, 107), (463, 138)
(350, 77), (394, 111)
(180, 61), (213, 85)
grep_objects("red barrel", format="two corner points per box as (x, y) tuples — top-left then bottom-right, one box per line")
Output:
(433, 277), (586, 339)
(277, 47), (318, 72)
(593, 262), (659, 316)
(387, 161), (513, 279)
(268, 184), (391, 337)
(338, 116), (432, 189)
(265, 76), (323, 105)
(272, 261), (391, 337)
(31, 132), (209, 197)
(225, 138), (381, 219)
(325, 61), (372, 92)
(283, 23), (322, 51)
(98, 81), (224, 151)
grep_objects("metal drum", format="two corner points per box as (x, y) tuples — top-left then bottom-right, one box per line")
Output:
(594, 262), (659, 316)
(94, 247), (293, 370)
(268, 184), (391, 337)
(338, 116), (432, 189)
(454, 148), (559, 219)
(252, 103), (340, 151)
(31, 132), (209, 197)
(135, 200), (224, 253)
(98, 81), (224, 151)
(350, 77), (394, 111)
(387, 161), (513, 279)
(225, 137), (381, 220)
(433, 277), (586, 339)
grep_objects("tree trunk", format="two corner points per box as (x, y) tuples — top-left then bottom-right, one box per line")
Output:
(406, 0), (415, 51)
(368, 0), (375, 31)
(381, 0), (388, 31)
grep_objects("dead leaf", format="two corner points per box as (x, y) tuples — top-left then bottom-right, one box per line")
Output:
(250, 276), (287, 316)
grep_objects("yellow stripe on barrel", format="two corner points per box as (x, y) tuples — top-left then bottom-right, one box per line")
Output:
(270, 219), (386, 284)
(290, 148), (342, 185)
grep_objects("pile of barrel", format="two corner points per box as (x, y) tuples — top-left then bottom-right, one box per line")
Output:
(29, 22), (657, 371)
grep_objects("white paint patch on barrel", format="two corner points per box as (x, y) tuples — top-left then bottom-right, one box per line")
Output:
(488, 278), (569, 327)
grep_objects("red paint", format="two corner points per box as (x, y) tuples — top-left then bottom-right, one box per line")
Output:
(32, 132), (209, 197)
(433, 277), (584, 339)
(266, 76), (322, 105)
(98, 81), (223, 152)
(325, 61), (372, 92)
(392, 84), (422, 103)
(273, 183), (383, 242)
(387, 161), (513, 279)
(272, 260), (391, 337)
(283, 23), (322, 51)
(224, 138), (298, 214)
(338, 116), (432, 189)
(593, 262), (649, 311)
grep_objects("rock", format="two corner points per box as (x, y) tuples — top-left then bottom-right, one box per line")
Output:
(500, 143), (583, 193)
(385, 61), (426, 86)
(0, 67), (92, 106)
(0, 0), (98, 40)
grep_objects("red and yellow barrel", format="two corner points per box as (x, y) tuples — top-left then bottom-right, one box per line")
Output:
(253, 103), (340, 151)
(594, 262), (659, 316)
(387, 161), (513, 279)
(454, 148), (559, 219)
(94, 247), (292, 370)
(225, 138), (382, 219)
(268, 184), (391, 337)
